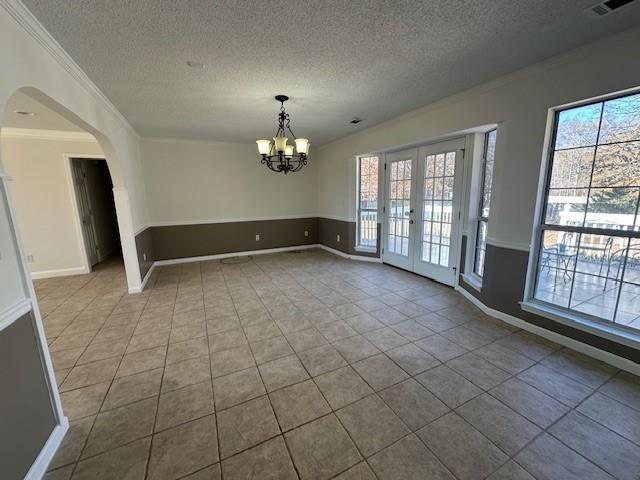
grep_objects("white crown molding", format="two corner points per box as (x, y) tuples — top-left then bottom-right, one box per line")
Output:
(0, 0), (139, 138)
(0, 127), (97, 142)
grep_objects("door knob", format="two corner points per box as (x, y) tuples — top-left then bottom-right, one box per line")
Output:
(409, 220), (414, 224)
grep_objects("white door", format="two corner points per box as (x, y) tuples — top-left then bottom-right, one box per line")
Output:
(383, 149), (417, 270)
(71, 160), (100, 267)
(412, 140), (465, 285)
(383, 139), (465, 286)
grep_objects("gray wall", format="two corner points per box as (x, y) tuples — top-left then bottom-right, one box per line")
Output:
(135, 226), (155, 279)
(0, 312), (57, 480)
(133, 217), (380, 272)
(318, 217), (380, 257)
(459, 235), (640, 363)
(142, 217), (319, 262)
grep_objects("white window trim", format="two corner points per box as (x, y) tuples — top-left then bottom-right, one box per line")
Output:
(472, 129), (496, 279)
(461, 272), (482, 292)
(523, 87), (640, 346)
(355, 154), (382, 252)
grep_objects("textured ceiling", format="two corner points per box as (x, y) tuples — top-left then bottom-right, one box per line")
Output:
(21, 0), (640, 145)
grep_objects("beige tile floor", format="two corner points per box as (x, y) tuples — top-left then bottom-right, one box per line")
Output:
(38, 249), (640, 480)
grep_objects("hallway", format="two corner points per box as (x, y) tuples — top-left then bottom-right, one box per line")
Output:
(40, 250), (639, 480)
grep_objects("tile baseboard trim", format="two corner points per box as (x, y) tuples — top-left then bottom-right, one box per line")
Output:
(30, 266), (91, 280)
(25, 419), (69, 480)
(455, 284), (640, 376)
(318, 244), (382, 263)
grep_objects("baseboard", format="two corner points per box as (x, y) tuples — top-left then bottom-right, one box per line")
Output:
(25, 418), (69, 480)
(153, 244), (320, 267)
(30, 266), (90, 280)
(318, 245), (382, 263)
(455, 285), (640, 376)
(134, 245), (382, 293)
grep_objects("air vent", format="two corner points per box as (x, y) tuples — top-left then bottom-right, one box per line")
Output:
(350, 117), (364, 124)
(587, 0), (636, 17)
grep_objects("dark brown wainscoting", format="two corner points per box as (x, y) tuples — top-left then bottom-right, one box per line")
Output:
(459, 235), (639, 364)
(318, 217), (380, 257)
(147, 217), (319, 261)
(135, 227), (155, 279)
(0, 312), (57, 479)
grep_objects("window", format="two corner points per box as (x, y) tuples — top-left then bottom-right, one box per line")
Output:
(531, 91), (640, 333)
(474, 130), (497, 277)
(357, 155), (379, 249)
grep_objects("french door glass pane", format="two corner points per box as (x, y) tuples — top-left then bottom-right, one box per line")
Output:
(388, 159), (412, 255)
(422, 152), (455, 266)
(358, 156), (379, 248)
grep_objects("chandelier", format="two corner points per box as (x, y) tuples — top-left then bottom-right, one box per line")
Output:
(256, 95), (309, 174)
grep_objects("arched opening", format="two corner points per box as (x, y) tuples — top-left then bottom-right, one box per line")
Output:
(0, 87), (141, 292)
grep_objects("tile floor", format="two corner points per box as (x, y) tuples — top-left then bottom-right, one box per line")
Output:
(38, 250), (640, 480)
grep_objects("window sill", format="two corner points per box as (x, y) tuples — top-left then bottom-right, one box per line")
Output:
(520, 300), (640, 350)
(354, 246), (376, 253)
(461, 273), (482, 292)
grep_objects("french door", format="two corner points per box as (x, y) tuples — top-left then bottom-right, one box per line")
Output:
(383, 139), (465, 286)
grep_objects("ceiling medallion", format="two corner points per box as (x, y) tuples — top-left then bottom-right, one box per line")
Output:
(256, 95), (309, 174)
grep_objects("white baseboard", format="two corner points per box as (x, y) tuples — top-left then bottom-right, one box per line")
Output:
(318, 245), (382, 263)
(30, 266), (90, 280)
(153, 244), (320, 267)
(25, 418), (69, 480)
(133, 244), (382, 293)
(455, 285), (640, 376)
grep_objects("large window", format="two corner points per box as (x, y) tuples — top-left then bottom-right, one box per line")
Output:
(357, 155), (379, 249)
(474, 130), (497, 277)
(531, 91), (640, 333)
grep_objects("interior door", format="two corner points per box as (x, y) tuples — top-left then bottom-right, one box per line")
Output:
(383, 149), (417, 270)
(71, 160), (100, 267)
(412, 139), (465, 285)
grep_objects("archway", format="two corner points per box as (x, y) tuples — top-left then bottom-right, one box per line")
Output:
(0, 87), (142, 292)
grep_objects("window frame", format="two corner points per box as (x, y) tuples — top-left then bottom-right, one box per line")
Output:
(472, 129), (497, 279)
(356, 154), (380, 252)
(523, 88), (640, 347)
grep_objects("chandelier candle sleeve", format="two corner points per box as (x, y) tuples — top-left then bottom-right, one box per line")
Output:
(284, 145), (294, 158)
(256, 95), (309, 174)
(274, 136), (288, 152)
(256, 140), (271, 155)
(295, 138), (309, 154)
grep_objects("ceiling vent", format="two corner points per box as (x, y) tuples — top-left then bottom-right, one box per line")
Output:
(350, 117), (364, 124)
(587, 0), (636, 17)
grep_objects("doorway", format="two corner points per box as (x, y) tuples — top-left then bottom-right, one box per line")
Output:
(383, 138), (465, 286)
(70, 157), (121, 269)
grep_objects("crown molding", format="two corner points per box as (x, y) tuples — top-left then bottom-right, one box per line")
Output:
(0, 0), (139, 139)
(0, 127), (96, 142)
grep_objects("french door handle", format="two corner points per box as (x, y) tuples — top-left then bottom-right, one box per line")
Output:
(409, 220), (414, 224)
